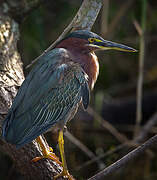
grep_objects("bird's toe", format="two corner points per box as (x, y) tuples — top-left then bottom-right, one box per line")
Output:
(54, 170), (74, 180)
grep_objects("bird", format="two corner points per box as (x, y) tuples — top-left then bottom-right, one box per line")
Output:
(2, 30), (136, 179)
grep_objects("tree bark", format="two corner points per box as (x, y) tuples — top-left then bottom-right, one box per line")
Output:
(0, 3), (62, 179)
(0, 0), (103, 179)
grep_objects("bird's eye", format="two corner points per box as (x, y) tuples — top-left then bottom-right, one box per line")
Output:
(88, 38), (95, 43)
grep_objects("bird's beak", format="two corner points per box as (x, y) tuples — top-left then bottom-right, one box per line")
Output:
(90, 40), (137, 52)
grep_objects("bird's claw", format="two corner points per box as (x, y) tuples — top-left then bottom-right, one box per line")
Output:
(54, 170), (74, 180)
(31, 148), (62, 165)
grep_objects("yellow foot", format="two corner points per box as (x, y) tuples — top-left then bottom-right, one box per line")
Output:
(54, 170), (74, 180)
(31, 147), (62, 165)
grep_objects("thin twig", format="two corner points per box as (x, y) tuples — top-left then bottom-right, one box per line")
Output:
(100, 0), (109, 36)
(76, 108), (157, 171)
(88, 134), (157, 180)
(104, 0), (135, 38)
(109, 124), (157, 135)
(76, 110), (157, 170)
(76, 144), (124, 171)
(65, 130), (96, 159)
(134, 0), (147, 137)
(135, 112), (157, 143)
(133, 19), (142, 36)
(88, 106), (129, 144)
(65, 130), (105, 169)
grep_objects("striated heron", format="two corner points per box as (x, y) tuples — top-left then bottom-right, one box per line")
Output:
(2, 30), (136, 179)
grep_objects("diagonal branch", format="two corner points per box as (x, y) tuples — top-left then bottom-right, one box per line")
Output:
(77, 108), (156, 172)
(65, 130), (105, 169)
(26, 0), (103, 69)
(88, 134), (157, 180)
(87, 107), (129, 144)
(135, 112), (157, 143)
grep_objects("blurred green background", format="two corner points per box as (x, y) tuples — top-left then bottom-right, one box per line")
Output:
(1, 0), (157, 179)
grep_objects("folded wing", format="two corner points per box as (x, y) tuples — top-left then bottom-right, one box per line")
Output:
(2, 48), (89, 147)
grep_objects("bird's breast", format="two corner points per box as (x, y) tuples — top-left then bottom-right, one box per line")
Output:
(80, 52), (99, 90)
(89, 52), (99, 89)
(71, 51), (99, 89)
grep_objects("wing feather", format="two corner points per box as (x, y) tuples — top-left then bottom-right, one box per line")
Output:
(2, 48), (90, 147)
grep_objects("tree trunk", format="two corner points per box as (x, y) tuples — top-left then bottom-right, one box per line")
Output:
(0, 2), (63, 179)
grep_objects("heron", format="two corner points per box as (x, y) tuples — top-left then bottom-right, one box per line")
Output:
(2, 30), (136, 179)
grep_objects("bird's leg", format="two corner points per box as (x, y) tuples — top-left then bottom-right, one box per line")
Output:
(54, 130), (74, 180)
(32, 135), (62, 165)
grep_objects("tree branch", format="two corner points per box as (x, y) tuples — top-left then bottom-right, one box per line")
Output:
(135, 112), (157, 143)
(26, 0), (103, 69)
(76, 108), (157, 172)
(87, 107), (129, 144)
(0, 9), (60, 179)
(88, 134), (157, 180)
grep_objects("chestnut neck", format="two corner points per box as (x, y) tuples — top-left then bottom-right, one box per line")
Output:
(56, 37), (99, 89)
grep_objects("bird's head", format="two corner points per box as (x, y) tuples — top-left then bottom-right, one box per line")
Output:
(59, 30), (137, 53)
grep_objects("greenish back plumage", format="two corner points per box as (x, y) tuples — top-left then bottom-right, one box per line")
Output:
(2, 48), (89, 147)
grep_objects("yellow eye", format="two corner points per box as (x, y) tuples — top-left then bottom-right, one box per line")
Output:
(88, 38), (95, 43)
